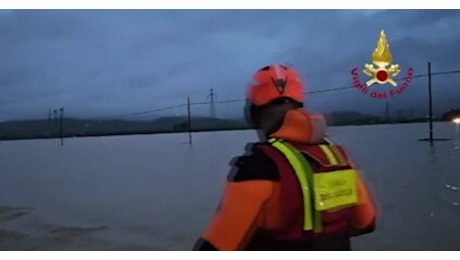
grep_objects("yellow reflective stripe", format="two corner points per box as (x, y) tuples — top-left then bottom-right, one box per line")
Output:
(268, 138), (277, 143)
(280, 141), (323, 233)
(319, 145), (338, 165)
(328, 145), (348, 166)
(270, 140), (313, 231)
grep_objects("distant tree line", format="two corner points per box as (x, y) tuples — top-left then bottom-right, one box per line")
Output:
(0, 110), (450, 141)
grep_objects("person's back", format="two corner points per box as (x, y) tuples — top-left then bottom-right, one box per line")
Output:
(193, 64), (376, 251)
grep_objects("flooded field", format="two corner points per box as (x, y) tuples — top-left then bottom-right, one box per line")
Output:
(1, 122), (459, 250)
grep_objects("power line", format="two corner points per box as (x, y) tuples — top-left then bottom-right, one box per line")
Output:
(306, 69), (460, 94)
(190, 99), (244, 106)
(14, 68), (460, 121)
(97, 104), (187, 120)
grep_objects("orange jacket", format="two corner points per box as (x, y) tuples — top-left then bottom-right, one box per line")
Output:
(193, 110), (377, 251)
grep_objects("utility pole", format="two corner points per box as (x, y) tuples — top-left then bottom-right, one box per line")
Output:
(59, 107), (64, 146)
(428, 62), (434, 146)
(187, 97), (192, 145)
(53, 109), (58, 125)
(207, 88), (217, 118)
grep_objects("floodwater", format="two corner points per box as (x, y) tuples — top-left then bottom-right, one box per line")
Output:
(0, 122), (459, 250)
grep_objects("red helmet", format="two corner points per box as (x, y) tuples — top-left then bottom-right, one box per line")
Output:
(247, 64), (305, 106)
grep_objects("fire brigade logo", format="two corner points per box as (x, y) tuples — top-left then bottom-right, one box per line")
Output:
(351, 30), (414, 99)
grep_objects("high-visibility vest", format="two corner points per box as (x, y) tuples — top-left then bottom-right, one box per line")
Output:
(268, 138), (358, 233)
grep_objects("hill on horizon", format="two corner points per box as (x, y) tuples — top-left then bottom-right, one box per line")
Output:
(0, 109), (438, 141)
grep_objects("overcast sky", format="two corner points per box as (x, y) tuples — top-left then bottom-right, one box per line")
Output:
(1, 9), (459, 121)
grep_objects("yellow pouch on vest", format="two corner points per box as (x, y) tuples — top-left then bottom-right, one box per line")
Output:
(313, 169), (358, 211)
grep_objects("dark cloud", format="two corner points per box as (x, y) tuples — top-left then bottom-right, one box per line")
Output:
(394, 9), (460, 28)
(0, 10), (86, 41)
(0, 9), (459, 121)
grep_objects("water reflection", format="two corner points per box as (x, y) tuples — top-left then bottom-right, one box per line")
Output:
(438, 124), (460, 206)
